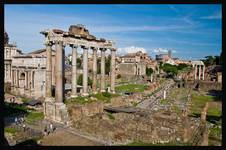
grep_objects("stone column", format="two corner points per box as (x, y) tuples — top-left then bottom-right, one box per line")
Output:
(82, 46), (89, 96)
(110, 48), (116, 93)
(92, 47), (97, 94)
(202, 65), (205, 80)
(198, 65), (201, 80)
(70, 44), (78, 97)
(25, 71), (29, 89)
(12, 70), (14, 86)
(45, 42), (53, 99)
(100, 48), (106, 92)
(55, 41), (64, 103)
(16, 70), (19, 87)
(194, 65), (197, 80)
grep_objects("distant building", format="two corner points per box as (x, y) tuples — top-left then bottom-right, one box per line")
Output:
(155, 50), (172, 63)
(4, 31), (57, 98)
(119, 51), (149, 76)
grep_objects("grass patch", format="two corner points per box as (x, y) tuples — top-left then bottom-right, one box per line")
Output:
(4, 127), (19, 135)
(116, 84), (148, 93)
(160, 99), (168, 105)
(190, 94), (216, 116)
(207, 107), (221, 117)
(92, 92), (119, 103)
(209, 125), (221, 139)
(172, 105), (181, 115)
(26, 111), (44, 124)
(21, 96), (31, 103)
(107, 112), (115, 120)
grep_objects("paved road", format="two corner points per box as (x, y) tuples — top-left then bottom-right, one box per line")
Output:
(137, 79), (175, 110)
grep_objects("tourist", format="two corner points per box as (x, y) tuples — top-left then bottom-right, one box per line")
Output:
(15, 117), (18, 125)
(49, 122), (53, 133)
(43, 126), (47, 136)
(22, 124), (26, 131)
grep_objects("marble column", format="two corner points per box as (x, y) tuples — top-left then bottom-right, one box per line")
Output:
(71, 44), (78, 97)
(45, 42), (52, 99)
(82, 46), (89, 96)
(198, 65), (201, 80)
(25, 71), (29, 89)
(16, 70), (19, 87)
(55, 41), (64, 103)
(110, 48), (116, 93)
(194, 65), (197, 80)
(92, 47), (97, 94)
(100, 48), (106, 92)
(12, 70), (14, 86)
(202, 65), (205, 80)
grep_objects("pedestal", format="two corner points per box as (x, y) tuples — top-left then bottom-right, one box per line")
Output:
(43, 98), (69, 124)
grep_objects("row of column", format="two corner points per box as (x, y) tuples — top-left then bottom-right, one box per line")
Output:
(194, 65), (205, 80)
(45, 41), (116, 103)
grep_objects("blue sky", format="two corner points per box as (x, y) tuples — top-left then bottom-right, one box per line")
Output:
(5, 4), (222, 60)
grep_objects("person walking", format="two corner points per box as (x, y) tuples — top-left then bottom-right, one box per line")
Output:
(43, 126), (47, 136)
(49, 122), (53, 133)
(15, 117), (18, 125)
(22, 124), (26, 132)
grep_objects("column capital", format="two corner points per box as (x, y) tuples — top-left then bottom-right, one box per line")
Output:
(91, 47), (98, 51)
(110, 48), (117, 51)
(100, 48), (107, 51)
(70, 44), (78, 48)
(81, 45), (89, 49)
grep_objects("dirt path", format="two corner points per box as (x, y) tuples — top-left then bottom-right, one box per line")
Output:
(40, 128), (102, 146)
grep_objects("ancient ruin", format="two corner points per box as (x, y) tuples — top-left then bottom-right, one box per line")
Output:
(40, 24), (117, 123)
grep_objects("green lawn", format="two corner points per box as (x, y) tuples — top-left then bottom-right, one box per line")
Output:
(190, 94), (217, 115)
(160, 99), (168, 105)
(4, 127), (19, 135)
(25, 111), (44, 124)
(115, 84), (148, 93)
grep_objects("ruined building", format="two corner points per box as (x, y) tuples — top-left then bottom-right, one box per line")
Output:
(4, 31), (56, 98)
(119, 51), (149, 76)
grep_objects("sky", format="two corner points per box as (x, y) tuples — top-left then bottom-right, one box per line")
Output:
(4, 4), (222, 60)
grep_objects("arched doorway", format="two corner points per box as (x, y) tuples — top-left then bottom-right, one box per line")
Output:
(19, 72), (26, 95)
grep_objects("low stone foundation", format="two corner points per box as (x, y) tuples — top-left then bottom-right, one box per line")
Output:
(44, 98), (69, 125)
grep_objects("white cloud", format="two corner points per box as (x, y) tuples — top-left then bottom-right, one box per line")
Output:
(152, 48), (176, 53)
(118, 46), (146, 55)
(201, 11), (222, 20)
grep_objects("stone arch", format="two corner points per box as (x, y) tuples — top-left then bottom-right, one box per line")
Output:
(20, 72), (25, 80)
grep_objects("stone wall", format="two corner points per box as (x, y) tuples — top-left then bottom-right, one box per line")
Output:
(186, 81), (222, 91)
(68, 101), (104, 122)
(71, 111), (196, 145)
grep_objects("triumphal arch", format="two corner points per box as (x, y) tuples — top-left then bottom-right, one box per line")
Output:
(40, 24), (117, 123)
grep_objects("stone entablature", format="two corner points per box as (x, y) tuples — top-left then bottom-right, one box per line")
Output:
(41, 24), (117, 124)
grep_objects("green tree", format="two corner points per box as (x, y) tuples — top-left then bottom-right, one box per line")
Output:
(146, 67), (153, 76)
(77, 74), (83, 85)
(77, 58), (82, 68)
(105, 55), (111, 75)
(177, 63), (189, 70)
(77, 74), (92, 86)
(162, 64), (178, 77)
(97, 56), (111, 75)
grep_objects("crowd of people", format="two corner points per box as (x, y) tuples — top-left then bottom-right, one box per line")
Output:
(14, 116), (27, 131)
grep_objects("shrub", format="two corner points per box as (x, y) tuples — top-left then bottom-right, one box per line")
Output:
(117, 74), (121, 79)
